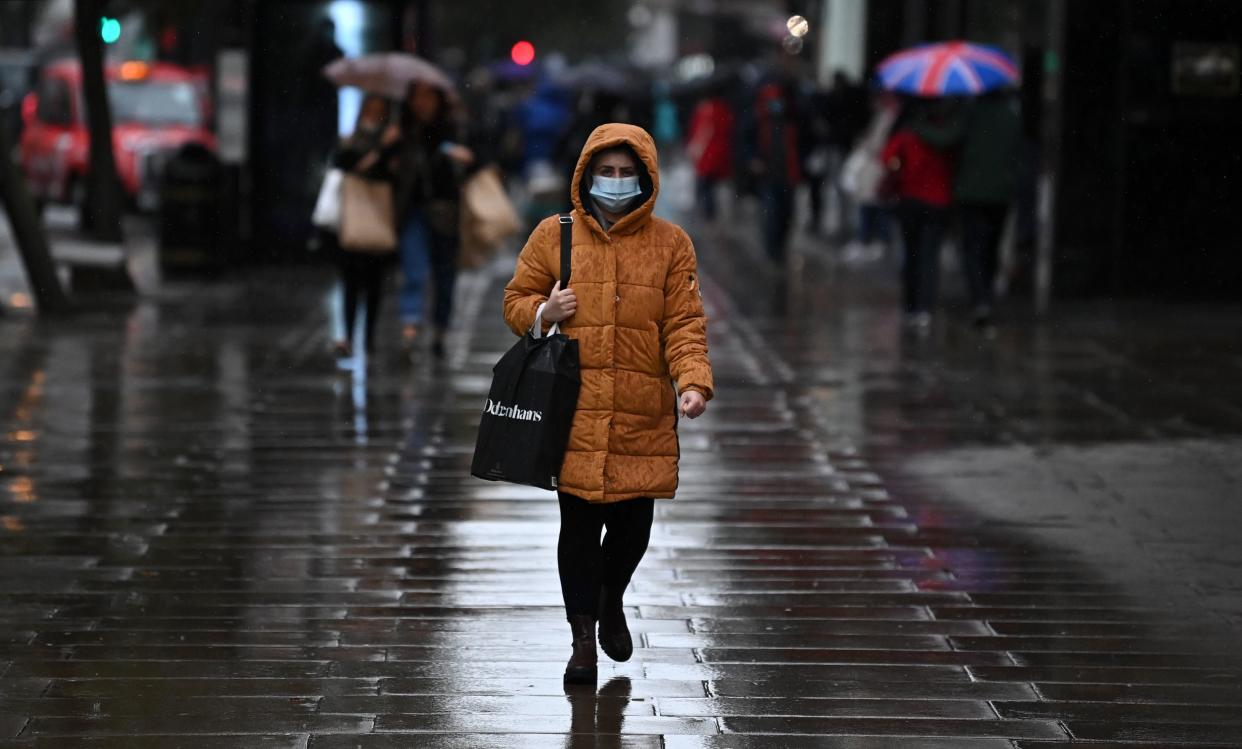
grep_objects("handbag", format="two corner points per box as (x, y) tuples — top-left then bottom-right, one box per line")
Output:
(339, 174), (397, 253)
(470, 214), (580, 490)
(311, 168), (343, 231)
(459, 165), (522, 269)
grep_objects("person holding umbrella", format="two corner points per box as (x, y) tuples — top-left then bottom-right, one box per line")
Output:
(329, 93), (401, 358)
(503, 123), (714, 684)
(324, 54), (474, 359)
(882, 102), (955, 330)
(391, 82), (474, 358)
(914, 92), (1023, 329)
(874, 41), (1020, 330)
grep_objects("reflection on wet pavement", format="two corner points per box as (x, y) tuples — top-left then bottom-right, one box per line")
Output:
(0, 238), (1241, 746)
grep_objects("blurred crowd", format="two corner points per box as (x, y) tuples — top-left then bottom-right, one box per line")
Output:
(458, 61), (1025, 332)
(314, 55), (1027, 361)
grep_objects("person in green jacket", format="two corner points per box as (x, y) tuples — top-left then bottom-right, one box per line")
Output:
(916, 92), (1022, 328)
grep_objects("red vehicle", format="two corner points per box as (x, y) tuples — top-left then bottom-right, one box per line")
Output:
(19, 59), (216, 211)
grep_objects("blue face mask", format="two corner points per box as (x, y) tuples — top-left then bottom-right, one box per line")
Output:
(589, 175), (642, 213)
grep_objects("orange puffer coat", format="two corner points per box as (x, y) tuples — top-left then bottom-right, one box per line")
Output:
(503, 123), (714, 503)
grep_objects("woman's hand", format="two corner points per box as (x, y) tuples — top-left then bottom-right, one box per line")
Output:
(446, 144), (475, 166)
(380, 124), (401, 146)
(542, 281), (577, 323)
(680, 390), (707, 419)
(354, 151), (380, 173)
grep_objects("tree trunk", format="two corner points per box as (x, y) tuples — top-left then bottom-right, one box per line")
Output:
(0, 118), (72, 314)
(73, 0), (124, 243)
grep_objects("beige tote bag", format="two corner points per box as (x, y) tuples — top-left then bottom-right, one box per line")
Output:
(459, 166), (522, 268)
(339, 175), (397, 254)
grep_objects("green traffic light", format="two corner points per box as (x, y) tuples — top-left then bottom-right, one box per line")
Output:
(100, 17), (121, 44)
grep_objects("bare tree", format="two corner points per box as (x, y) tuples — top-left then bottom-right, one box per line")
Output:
(73, 0), (123, 242)
(0, 117), (71, 314)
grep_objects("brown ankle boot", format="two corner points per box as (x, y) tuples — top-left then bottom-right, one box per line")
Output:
(564, 614), (597, 684)
(597, 585), (633, 662)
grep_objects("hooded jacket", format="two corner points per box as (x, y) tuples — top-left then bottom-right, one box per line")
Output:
(503, 124), (714, 503)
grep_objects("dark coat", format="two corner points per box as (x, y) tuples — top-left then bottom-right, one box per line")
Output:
(915, 96), (1022, 205)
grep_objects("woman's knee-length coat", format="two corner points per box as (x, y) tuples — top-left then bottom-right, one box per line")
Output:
(503, 123), (714, 503)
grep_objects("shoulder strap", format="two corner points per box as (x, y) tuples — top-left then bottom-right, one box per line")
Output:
(558, 213), (572, 287)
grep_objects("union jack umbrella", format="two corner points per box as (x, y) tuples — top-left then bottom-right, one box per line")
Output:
(876, 41), (1019, 97)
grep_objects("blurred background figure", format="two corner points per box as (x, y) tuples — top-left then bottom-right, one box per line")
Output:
(650, 80), (680, 151)
(292, 17), (342, 249)
(839, 90), (900, 263)
(393, 81), (474, 359)
(328, 93), (399, 359)
(816, 71), (870, 238)
(685, 83), (734, 222)
(915, 91), (1023, 329)
(517, 78), (571, 229)
(750, 80), (800, 265)
(799, 79), (832, 237)
(882, 101), (955, 331)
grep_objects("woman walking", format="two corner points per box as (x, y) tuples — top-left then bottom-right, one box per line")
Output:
(392, 82), (473, 359)
(882, 103), (955, 330)
(685, 85), (735, 222)
(331, 94), (399, 358)
(503, 124), (714, 684)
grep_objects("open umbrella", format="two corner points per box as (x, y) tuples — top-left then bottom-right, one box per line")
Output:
(323, 53), (455, 99)
(556, 61), (635, 95)
(876, 41), (1018, 97)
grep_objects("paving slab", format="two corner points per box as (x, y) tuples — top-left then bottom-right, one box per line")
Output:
(1, 203), (1242, 748)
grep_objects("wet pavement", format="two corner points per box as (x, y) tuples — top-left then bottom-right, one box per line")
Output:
(2, 204), (1242, 746)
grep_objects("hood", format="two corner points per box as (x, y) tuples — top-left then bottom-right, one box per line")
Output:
(571, 123), (660, 236)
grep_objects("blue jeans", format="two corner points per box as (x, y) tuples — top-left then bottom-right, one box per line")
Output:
(398, 210), (458, 329)
(858, 203), (892, 245)
(697, 176), (720, 220)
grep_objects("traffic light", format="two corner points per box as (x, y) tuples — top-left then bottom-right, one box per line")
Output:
(511, 41), (535, 67)
(100, 17), (121, 44)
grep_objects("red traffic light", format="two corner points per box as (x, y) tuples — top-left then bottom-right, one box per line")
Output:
(511, 40), (535, 66)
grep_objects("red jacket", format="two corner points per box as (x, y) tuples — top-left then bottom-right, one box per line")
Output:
(686, 98), (734, 179)
(755, 84), (801, 185)
(881, 128), (954, 207)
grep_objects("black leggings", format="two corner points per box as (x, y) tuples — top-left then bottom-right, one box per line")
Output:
(339, 251), (388, 350)
(557, 493), (654, 618)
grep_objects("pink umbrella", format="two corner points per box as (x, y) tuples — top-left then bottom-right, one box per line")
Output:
(323, 53), (455, 100)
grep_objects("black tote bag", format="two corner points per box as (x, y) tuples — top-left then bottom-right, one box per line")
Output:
(470, 215), (580, 490)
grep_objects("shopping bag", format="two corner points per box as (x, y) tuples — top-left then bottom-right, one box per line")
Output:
(339, 174), (397, 253)
(460, 165), (522, 269)
(471, 215), (579, 490)
(311, 168), (344, 231)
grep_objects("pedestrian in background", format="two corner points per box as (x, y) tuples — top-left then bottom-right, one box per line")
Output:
(839, 90), (900, 263)
(799, 81), (831, 237)
(685, 85), (734, 222)
(331, 94), (400, 358)
(503, 124), (714, 685)
(819, 71), (871, 237)
(751, 81), (801, 264)
(882, 102), (955, 330)
(392, 82), (474, 359)
(915, 92), (1023, 328)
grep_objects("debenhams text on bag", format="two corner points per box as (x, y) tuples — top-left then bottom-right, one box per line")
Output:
(484, 400), (543, 422)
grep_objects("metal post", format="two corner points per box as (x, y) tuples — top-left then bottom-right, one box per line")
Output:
(1035, 0), (1066, 316)
(817, 0), (870, 85)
